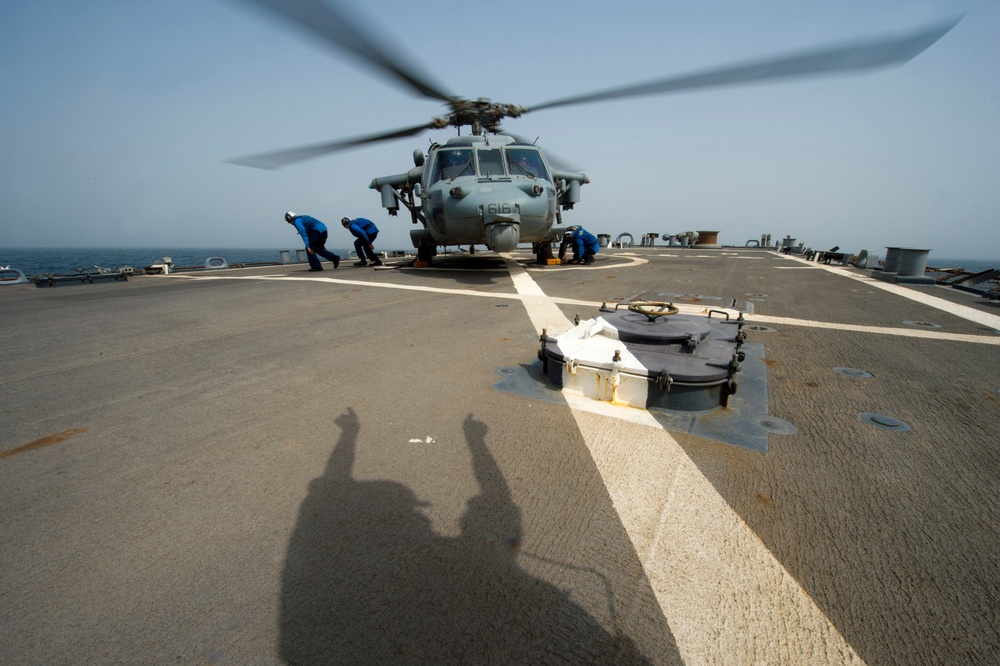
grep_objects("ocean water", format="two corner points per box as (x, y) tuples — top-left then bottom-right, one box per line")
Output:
(1, 247), (997, 278)
(0, 247), (353, 277)
(924, 258), (999, 275)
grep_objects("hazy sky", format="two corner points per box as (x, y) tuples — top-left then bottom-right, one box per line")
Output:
(1, 0), (997, 259)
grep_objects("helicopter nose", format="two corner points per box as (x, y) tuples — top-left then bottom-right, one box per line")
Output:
(485, 218), (520, 253)
(482, 203), (521, 252)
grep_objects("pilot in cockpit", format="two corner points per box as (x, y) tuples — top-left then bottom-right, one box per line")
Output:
(438, 150), (472, 179)
(508, 152), (542, 178)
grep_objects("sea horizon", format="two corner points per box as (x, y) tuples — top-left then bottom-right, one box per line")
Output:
(2, 246), (997, 278)
(0, 247), (354, 277)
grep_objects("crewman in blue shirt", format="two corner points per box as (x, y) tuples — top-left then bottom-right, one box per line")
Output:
(285, 211), (340, 272)
(341, 217), (382, 267)
(561, 225), (599, 265)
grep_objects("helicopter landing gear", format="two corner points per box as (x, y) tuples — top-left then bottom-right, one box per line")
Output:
(535, 241), (559, 265)
(415, 244), (435, 267)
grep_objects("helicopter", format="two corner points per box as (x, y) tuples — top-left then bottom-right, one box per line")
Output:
(228, 0), (959, 266)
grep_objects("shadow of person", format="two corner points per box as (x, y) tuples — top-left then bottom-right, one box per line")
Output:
(279, 409), (653, 664)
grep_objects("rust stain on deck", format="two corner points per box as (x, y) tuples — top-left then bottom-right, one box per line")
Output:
(0, 428), (88, 460)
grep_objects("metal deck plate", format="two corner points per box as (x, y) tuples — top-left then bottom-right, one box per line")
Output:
(493, 342), (795, 453)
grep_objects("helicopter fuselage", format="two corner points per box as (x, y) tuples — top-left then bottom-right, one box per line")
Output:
(370, 135), (588, 259)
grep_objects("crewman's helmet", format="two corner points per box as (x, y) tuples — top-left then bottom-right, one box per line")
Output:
(284, 211), (296, 223)
(341, 217), (351, 227)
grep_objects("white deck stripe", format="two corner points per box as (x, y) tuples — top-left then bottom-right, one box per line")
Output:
(780, 254), (1000, 331)
(501, 258), (865, 664)
(751, 315), (1000, 345)
(176, 273), (1000, 347)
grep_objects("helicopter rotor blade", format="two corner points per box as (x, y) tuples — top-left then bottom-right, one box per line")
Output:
(526, 18), (960, 114)
(232, 0), (452, 102)
(227, 121), (438, 170)
(501, 134), (582, 173)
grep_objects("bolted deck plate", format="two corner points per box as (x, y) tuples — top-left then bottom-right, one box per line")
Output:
(493, 341), (795, 453)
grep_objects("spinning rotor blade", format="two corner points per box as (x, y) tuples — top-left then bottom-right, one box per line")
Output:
(501, 134), (582, 173)
(527, 18), (960, 113)
(235, 0), (452, 102)
(227, 121), (438, 170)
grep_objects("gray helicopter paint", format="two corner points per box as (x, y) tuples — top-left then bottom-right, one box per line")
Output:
(372, 135), (587, 253)
(425, 137), (567, 251)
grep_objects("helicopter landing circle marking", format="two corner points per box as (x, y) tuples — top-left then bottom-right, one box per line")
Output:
(524, 254), (648, 272)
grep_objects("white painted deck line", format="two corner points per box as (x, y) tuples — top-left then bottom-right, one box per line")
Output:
(502, 257), (865, 665)
(178, 273), (1000, 348)
(750, 315), (1000, 346)
(780, 254), (1000, 331)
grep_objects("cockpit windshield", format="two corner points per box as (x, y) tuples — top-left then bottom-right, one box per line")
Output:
(476, 149), (506, 178)
(433, 148), (474, 182)
(505, 148), (549, 180)
(432, 146), (549, 182)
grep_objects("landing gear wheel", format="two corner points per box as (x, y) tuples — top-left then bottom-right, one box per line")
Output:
(416, 244), (435, 265)
(535, 241), (554, 264)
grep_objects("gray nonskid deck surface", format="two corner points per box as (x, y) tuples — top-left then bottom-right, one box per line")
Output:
(1, 249), (997, 664)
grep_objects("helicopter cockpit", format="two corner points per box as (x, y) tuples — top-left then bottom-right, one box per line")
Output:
(476, 149), (506, 178)
(435, 148), (475, 181)
(505, 148), (549, 180)
(431, 146), (550, 183)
